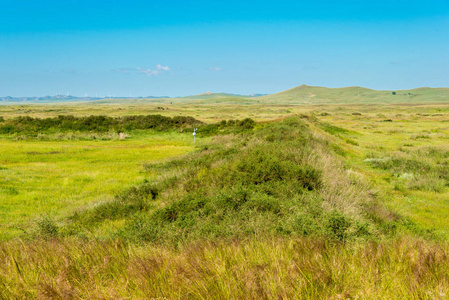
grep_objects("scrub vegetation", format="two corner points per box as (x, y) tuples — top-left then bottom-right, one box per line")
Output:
(1, 95), (449, 298)
(0, 114), (201, 134)
(62, 116), (381, 245)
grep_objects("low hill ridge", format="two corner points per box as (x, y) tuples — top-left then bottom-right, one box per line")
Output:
(259, 85), (449, 104)
(182, 92), (248, 100)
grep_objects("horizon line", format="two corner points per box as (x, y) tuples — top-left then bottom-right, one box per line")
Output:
(1, 84), (449, 99)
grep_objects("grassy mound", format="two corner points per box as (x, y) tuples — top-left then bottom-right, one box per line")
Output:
(56, 116), (394, 245)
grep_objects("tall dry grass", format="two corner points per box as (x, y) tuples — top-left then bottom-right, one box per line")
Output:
(1, 237), (448, 299)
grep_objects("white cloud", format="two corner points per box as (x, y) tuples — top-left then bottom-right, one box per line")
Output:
(114, 65), (170, 76)
(209, 67), (221, 71)
(156, 64), (170, 71)
(136, 67), (160, 76)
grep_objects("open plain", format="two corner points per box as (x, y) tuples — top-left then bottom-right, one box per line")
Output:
(1, 87), (449, 298)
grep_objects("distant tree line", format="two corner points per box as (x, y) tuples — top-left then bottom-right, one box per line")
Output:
(198, 118), (256, 135)
(0, 115), (201, 134)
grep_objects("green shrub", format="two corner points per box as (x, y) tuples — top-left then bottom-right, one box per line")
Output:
(319, 122), (350, 135)
(119, 214), (161, 243)
(366, 149), (449, 193)
(71, 183), (158, 225)
(0, 114), (203, 135)
(235, 146), (321, 190)
(36, 216), (59, 239)
(326, 211), (351, 241)
(345, 138), (359, 146)
(237, 118), (256, 129)
(292, 213), (323, 236)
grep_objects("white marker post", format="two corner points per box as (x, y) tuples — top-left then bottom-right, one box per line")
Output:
(193, 128), (198, 143)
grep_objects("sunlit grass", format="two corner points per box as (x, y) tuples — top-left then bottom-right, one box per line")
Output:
(0, 131), (194, 239)
(1, 237), (448, 299)
(315, 107), (449, 238)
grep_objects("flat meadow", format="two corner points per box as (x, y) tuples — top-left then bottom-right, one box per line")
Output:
(0, 130), (194, 239)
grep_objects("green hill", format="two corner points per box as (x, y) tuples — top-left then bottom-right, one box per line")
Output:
(183, 96), (258, 105)
(258, 85), (449, 104)
(19, 86), (449, 106)
(177, 92), (258, 105)
(174, 85), (449, 105)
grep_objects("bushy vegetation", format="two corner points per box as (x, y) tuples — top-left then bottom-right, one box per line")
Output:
(0, 114), (258, 137)
(191, 117), (256, 136)
(58, 116), (391, 245)
(0, 114), (201, 134)
(365, 147), (449, 192)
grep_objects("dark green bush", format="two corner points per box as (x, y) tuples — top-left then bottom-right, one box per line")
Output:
(0, 114), (203, 134)
(196, 118), (257, 136)
(237, 118), (256, 129)
(36, 216), (59, 239)
(235, 146), (321, 190)
(71, 183), (158, 225)
(326, 211), (351, 241)
(119, 214), (161, 243)
(319, 122), (350, 135)
(0, 125), (15, 134)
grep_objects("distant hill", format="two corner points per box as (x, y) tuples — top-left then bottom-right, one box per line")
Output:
(0, 95), (100, 104)
(248, 93), (268, 97)
(174, 85), (449, 105)
(258, 85), (449, 104)
(181, 92), (249, 100)
(2, 85), (449, 105)
(0, 95), (170, 105)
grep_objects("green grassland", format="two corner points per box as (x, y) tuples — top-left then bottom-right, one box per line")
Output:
(0, 131), (194, 240)
(2, 87), (449, 298)
(313, 106), (449, 237)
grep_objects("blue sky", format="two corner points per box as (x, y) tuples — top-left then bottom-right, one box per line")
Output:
(1, 0), (448, 97)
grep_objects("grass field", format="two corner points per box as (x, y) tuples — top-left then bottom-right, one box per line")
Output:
(1, 93), (449, 298)
(313, 105), (449, 238)
(0, 131), (194, 239)
(2, 102), (449, 238)
(2, 237), (449, 299)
